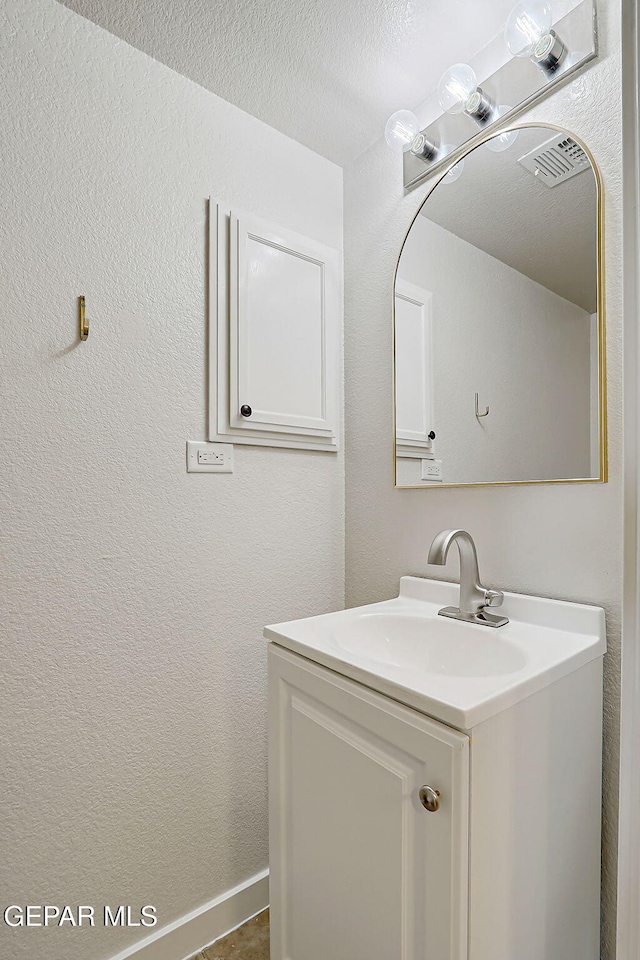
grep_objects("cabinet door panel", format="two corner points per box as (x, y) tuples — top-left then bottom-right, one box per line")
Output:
(209, 202), (341, 451)
(269, 645), (469, 960)
(395, 280), (434, 453)
(239, 236), (326, 427)
(230, 213), (339, 439)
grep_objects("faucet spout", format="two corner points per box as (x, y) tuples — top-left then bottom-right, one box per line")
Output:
(427, 529), (508, 628)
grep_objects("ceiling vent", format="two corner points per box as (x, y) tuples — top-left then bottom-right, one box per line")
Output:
(517, 135), (591, 187)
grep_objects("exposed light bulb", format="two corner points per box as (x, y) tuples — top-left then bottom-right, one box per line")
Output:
(384, 110), (419, 152)
(437, 64), (478, 115)
(437, 63), (494, 125)
(504, 0), (552, 57)
(441, 145), (465, 184)
(505, 2), (565, 74)
(485, 107), (519, 153)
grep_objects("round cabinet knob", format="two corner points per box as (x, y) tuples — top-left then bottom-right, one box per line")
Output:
(428, 431), (436, 440)
(419, 785), (441, 812)
(240, 405), (252, 418)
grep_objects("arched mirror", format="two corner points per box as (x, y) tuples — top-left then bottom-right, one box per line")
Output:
(393, 124), (606, 488)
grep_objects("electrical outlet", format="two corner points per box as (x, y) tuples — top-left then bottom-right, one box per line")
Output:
(186, 441), (234, 473)
(421, 458), (443, 482)
(198, 449), (224, 466)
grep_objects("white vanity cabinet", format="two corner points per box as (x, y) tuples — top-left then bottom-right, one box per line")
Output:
(268, 625), (603, 960)
(269, 644), (469, 960)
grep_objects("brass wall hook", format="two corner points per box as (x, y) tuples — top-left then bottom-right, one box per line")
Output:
(78, 295), (89, 341)
(475, 392), (489, 419)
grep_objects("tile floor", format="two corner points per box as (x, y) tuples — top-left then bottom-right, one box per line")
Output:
(191, 909), (270, 960)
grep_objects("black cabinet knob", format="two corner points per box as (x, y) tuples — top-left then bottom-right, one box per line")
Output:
(428, 430), (436, 440)
(240, 405), (252, 418)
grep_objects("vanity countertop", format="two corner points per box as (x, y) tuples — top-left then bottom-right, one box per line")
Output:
(264, 576), (606, 729)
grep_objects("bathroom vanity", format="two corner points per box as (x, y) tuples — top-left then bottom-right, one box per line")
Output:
(266, 577), (606, 960)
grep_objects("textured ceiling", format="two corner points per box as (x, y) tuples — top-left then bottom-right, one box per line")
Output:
(59, 0), (521, 164)
(422, 126), (598, 312)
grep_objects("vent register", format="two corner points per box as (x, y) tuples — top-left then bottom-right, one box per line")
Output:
(518, 135), (590, 187)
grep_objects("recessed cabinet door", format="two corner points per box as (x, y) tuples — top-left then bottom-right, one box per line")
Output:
(229, 213), (340, 443)
(394, 280), (435, 458)
(269, 645), (469, 960)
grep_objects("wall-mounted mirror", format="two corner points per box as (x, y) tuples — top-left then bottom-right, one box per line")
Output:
(394, 124), (606, 489)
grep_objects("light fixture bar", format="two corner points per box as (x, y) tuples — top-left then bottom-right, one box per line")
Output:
(402, 0), (596, 189)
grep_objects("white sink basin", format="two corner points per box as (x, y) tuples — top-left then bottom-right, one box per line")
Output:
(335, 612), (528, 676)
(265, 577), (606, 729)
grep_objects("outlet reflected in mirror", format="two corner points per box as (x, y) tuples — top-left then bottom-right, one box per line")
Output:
(394, 124), (605, 488)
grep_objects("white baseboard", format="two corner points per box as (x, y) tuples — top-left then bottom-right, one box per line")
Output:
(107, 869), (269, 960)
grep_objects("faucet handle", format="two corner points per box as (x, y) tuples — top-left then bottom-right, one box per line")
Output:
(484, 589), (504, 608)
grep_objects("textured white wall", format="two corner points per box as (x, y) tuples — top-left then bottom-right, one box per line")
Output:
(60, 0), (537, 165)
(344, 2), (622, 956)
(397, 216), (593, 485)
(0, 2), (343, 959)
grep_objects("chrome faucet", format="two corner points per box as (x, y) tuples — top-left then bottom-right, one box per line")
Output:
(427, 529), (509, 628)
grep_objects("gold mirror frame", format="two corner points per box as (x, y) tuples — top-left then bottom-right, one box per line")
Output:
(392, 121), (607, 490)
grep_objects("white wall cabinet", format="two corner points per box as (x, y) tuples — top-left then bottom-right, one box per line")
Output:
(268, 643), (603, 960)
(210, 202), (341, 451)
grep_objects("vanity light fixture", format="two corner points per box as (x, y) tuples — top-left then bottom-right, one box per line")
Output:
(384, 109), (420, 152)
(437, 64), (494, 126)
(383, 0), (596, 189)
(504, 0), (566, 74)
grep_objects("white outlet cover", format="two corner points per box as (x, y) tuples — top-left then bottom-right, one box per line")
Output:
(421, 458), (443, 482)
(186, 441), (234, 473)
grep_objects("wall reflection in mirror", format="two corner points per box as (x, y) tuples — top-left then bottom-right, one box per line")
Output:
(394, 124), (605, 488)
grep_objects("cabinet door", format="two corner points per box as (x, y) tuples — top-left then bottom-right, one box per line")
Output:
(269, 645), (469, 960)
(210, 202), (341, 451)
(394, 280), (435, 459)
